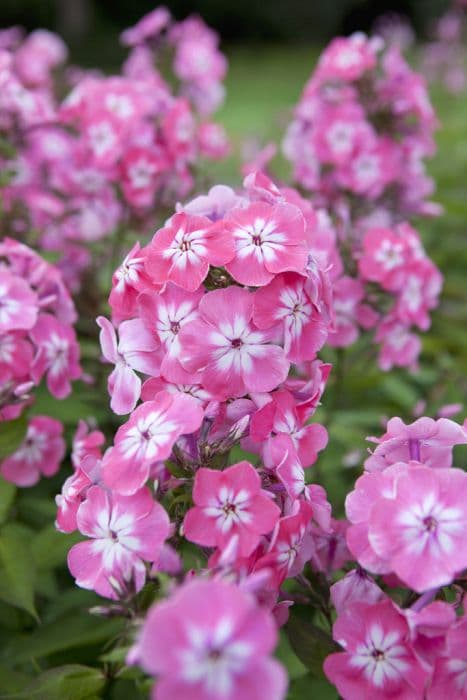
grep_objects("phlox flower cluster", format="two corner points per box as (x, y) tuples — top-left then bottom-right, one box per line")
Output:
(0, 8), (229, 290)
(280, 33), (443, 370)
(0, 237), (82, 485)
(56, 172), (351, 699)
(322, 415), (467, 699)
(421, 4), (467, 94)
(283, 32), (439, 221)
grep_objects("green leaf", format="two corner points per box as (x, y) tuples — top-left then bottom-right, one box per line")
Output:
(286, 612), (337, 679)
(0, 524), (37, 620)
(288, 673), (337, 700)
(0, 415), (27, 461)
(16, 665), (105, 700)
(0, 664), (31, 695)
(31, 527), (82, 571)
(1, 614), (124, 664)
(0, 476), (16, 524)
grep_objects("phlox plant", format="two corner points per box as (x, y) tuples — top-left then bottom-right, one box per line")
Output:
(0, 8), (229, 292)
(280, 32), (443, 371)
(48, 173), (467, 700)
(0, 238), (82, 485)
(0, 11), (466, 700)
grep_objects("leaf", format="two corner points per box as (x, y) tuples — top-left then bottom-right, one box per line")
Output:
(1, 614), (124, 664)
(0, 664), (31, 695)
(286, 612), (337, 679)
(16, 665), (105, 700)
(0, 415), (27, 461)
(0, 524), (37, 620)
(31, 526), (82, 571)
(288, 673), (338, 700)
(0, 476), (16, 524)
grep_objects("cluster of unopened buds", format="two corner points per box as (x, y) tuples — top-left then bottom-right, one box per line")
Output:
(0, 7), (229, 290)
(0, 237), (81, 485)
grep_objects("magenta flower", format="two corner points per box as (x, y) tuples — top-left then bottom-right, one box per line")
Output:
(103, 392), (204, 494)
(369, 466), (467, 592)
(68, 485), (170, 599)
(324, 600), (427, 700)
(97, 315), (160, 415)
(145, 212), (234, 292)
(179, 286), (289, 399)
(184, 461), (280, 556)
(134, 578), (287, 700)
(1, 416), (65, 486)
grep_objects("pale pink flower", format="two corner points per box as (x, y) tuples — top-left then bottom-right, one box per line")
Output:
(365, 416), (467, 471)
(134, 578), (287, 700)
(145, 212), (234, 292)
(179, 286), (289, 399)
(103, 392), (204, 494)
(428, 616), (467, 698)
(324, 599), (427, 700)
(368, 466), (467, 592)
(184, 461), (280, 557)
(1, 416), (65, 486)
(71, 419), (105, 469)
(97, 315), (160, 415)
(223, 201), (308, 286)
(253, 272), (329, 362)
(0, 269), (38, 332)
(30, 314), (81, 398)
(68, 485), (170, 599)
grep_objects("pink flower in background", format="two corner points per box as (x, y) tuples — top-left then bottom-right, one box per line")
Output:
(184, 461), (280, 556)
(134, 578), (287, 700)
(97, 315), (160, 415)
(103, 392), (204, 494)
(179, 286), (289, 399)
(324, 599), (427, 700)
(223, 202), (308, 286)
(0, 269), (38, 332)
(30, 314), (81, 398)
(1, 416), (65, 486)
(369, 466), (467, 592)
(68, 485), (170, 599)
(145, 212), (234, 292)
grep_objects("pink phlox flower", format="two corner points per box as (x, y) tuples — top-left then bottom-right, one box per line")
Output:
(134, 577), (287, 700)
(324, 599), (428, 700)
(184, 461), (281, 557)
(178, 286), (289, 399)
(103, 392), (204, 494)
(145, 211), (234, 292)
(68, 485), (170, 599)
(1, 415), (65, 486)
(97, 315), (160, 415)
